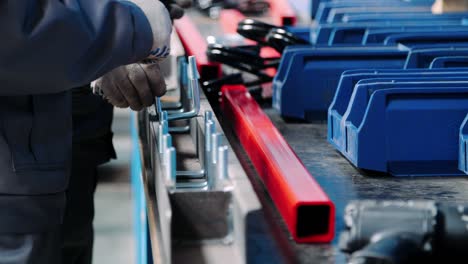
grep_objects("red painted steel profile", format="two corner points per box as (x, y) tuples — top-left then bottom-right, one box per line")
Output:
(267, 0), (297, 26)
(173, 16), (221, 79)
(219, 9), (243, 34)
(219, 1), (296, 27)
(221, 85), (335, 243)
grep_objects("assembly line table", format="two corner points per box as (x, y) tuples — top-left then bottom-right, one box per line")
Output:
(185, 8), (468, 264)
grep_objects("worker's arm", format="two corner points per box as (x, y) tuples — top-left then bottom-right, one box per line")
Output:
(0, 0), (170, 96)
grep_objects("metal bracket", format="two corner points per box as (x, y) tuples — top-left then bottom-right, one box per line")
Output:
(151, 56), (231, 190)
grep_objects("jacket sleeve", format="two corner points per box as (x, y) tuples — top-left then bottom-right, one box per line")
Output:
(0, 0), (154, 95)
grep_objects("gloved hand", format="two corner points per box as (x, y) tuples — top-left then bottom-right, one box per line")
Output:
(91, 62), (166, 111)
(129, 0), (173, 59)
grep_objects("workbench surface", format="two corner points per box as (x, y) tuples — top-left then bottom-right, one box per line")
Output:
(186, 8), (468, 264)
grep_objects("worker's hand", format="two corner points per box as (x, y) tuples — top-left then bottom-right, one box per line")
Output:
(91, 62), (166, 111)
(129, 0), (173, 59)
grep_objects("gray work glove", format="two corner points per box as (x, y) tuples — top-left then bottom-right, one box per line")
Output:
(91, 62), (166, 111)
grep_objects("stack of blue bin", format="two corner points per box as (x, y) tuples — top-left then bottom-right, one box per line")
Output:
(272, 0), (468, 176)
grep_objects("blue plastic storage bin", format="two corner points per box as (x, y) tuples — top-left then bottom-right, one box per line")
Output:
(313, 20), (464, 45)
(363, 26), (468, 44)
(405, 47), (468, 68)
(272, 45), (409, 121)
(430, 56), (468, 69)
(287, 26), (312, 42)
(315, 1), (433, 24)
(326, 6), (431, 24)
(328, 70), (468, 151)
(383, 31), (468, 46)
(311, 0), (329, 19)
(341, 81), (468, 176)
(343, 12), (468, 23)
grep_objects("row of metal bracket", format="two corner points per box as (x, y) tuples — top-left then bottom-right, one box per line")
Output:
(141, 55), (235, 264)
(148, 56), (231, 190)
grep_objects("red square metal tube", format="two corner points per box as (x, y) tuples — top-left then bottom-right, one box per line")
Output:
(267, 0), (297, 26)
(221, 85), (335, 243)
(219, 9), (243, 34)
(219, 1), (296, 27)
(174, 16), (221, 80)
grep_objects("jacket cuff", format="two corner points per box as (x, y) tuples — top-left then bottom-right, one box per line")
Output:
(123, 1), (154, 62)
(123, 0), (172, 60)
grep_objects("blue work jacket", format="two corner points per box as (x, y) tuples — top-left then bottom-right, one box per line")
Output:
(0, 0), (153, 233)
